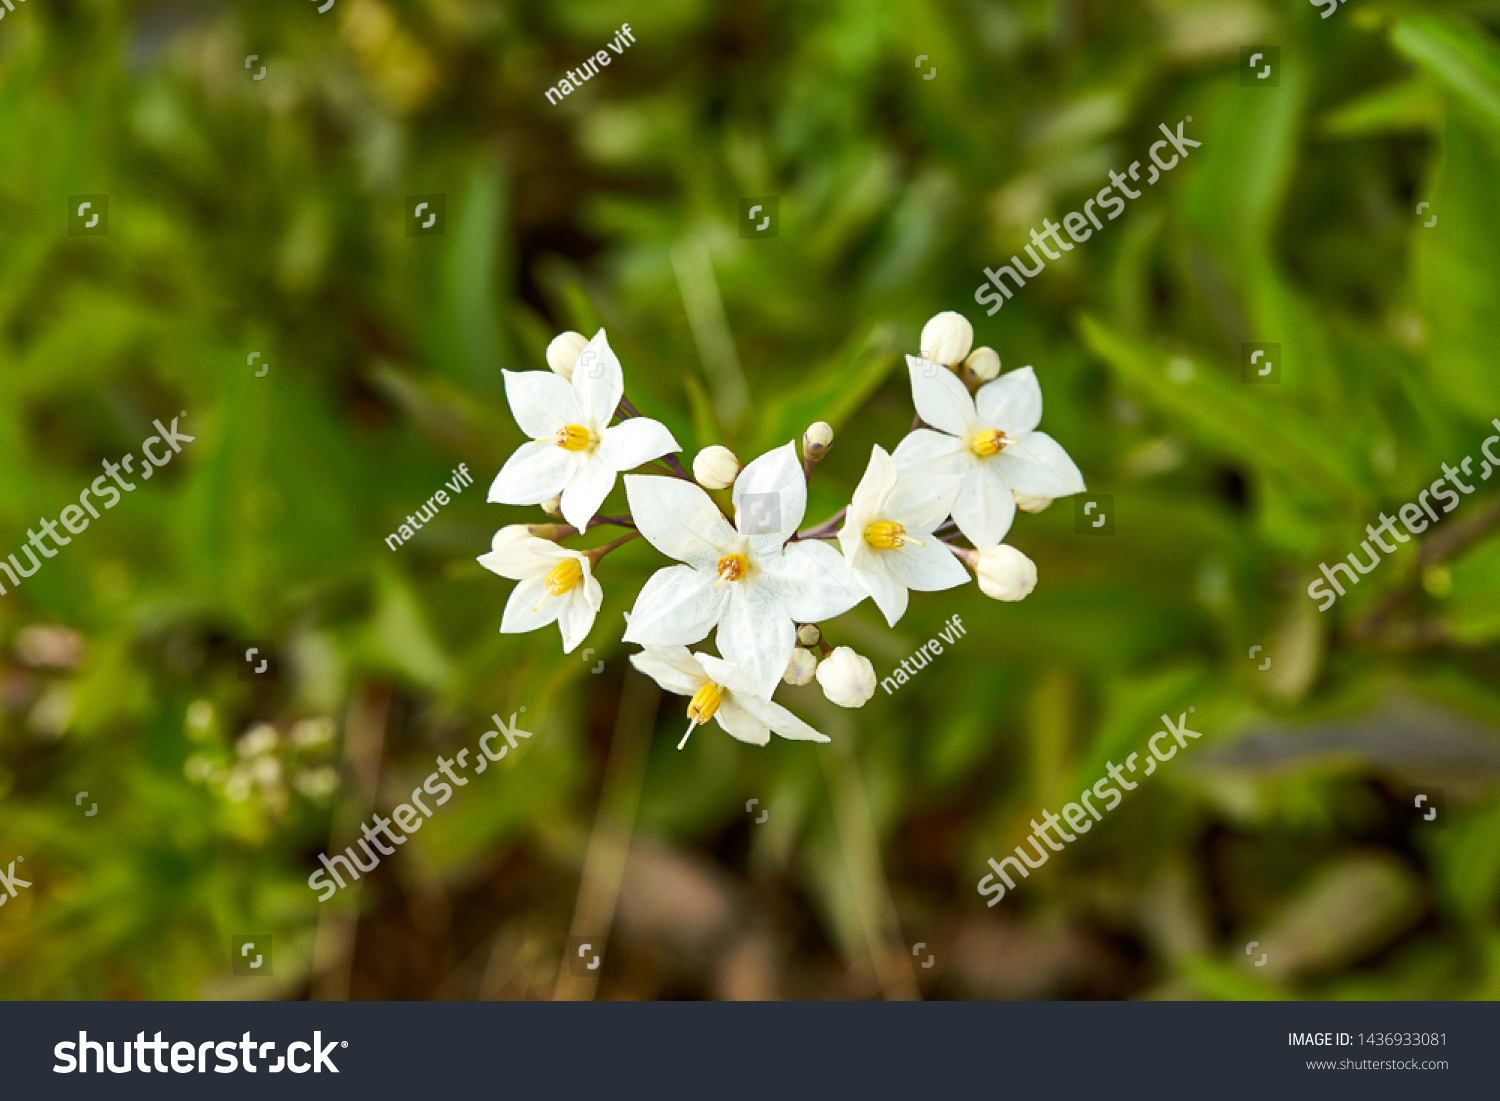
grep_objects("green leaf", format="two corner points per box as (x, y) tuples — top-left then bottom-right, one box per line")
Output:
(1076, 314), (1369, 507)
(1391, 14), (1500, 138)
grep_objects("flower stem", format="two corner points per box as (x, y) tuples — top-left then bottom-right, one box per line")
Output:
(793, 506), (848, 541)
(662, 452), (693, 481)
(587, 530), (641, 565)
(587, 515), (637, 531)
(615, 396), (640, 420)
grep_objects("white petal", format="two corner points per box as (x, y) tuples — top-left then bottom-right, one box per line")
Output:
(951, 461), (1017, 549)
(907, 355), (979, 437)
(712, 698), (771, 746)
(999, 431), (1086, 497)
(559, 452), (618, 530)
(850, 558), (909, 627)
(884, 539), (971, 593)
(500, 574), (563, 635)
(555, 588), (600, 654)
(693, 653), (750, 695)
(975, 366), (1043, 436)
(848, 444), (898, 528)
(716, 583), (797, 701)
(597, 417), (680, 472)
(892, 427), (965, 477)
(625, 475), (737, 570)
(622, 565), (726, 646)
(733, 441), (806, 546)
(759, 540), (865, 622)
(572, 329), (625, 432)
(477, 535), (555, 580)
(629, 646), (707, 696)
(489, 441), (578, 506)
(884, 472), (962, 535)
(732, 692), (828, 743)
(503, 370), (582, 438)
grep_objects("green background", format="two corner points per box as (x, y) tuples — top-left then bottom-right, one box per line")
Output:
(2, 0), (1500, 1000)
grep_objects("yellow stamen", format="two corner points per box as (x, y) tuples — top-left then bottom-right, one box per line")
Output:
(715, 553), (748, 587)
(679, 683), (723, 749)
(554, 424), (591, 451)
(545, 558), (583, 596)
(865, 521), (907, 550)
(971, 429), (1010, 457)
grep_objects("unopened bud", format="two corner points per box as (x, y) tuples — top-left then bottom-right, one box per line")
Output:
(693, 445), (742, 490)
(546, 331), (589, 381)
(963, 346), (1001, 384)
(975, 544), (1037, 602)
(783, 648), (818, 686)
(803, 421), (834, 461)
(795, 623), (821, 647)
(815, 647), (877, 708)
(1013, 491), (1052, 513)
(920, 311), (974, 367)
(490, 525), (535, 553)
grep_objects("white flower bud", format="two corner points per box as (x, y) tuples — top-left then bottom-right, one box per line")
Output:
(490, 525), (535, 552)
(795, 623), (821, 647)
(1013, 490), (1052, 513)
(783, 648), (818, 686)
(693, 445), (741, 489)
(803, 421), (834, 459)
(963, 346), (1001, 384)
(545, 331), (589, 381)
(976, 544), (1037, 602)
(541, 494), (564, 518)
(920, 311), (974, 367)
(815, 646), (877, 708)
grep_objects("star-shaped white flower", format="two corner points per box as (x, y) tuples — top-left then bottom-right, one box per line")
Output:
(622, 441), (865, 699)
(629, 645), (827, 748)
(838, 444), (969, 626)
(488, 329), (680, 531)
(893, 358), (1084, 548)
(477, 532), (602, 654)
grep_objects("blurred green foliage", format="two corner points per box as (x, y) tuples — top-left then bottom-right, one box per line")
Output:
(3, 0), (1500, 1000)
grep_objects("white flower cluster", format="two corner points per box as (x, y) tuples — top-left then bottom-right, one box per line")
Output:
(480, 315), (1085, 749)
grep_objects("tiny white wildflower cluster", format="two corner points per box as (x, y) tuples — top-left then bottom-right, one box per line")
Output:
(480, 314), (1085, 750)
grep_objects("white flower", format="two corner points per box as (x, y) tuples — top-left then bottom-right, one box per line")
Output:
(477, 535), (602, 653)
(546, 331), (590, 381)
(920, 311), (974, 367)
(783, 648), (818, 686)
(622, 441), (866, 699)
(893, 360), (1084, 549)
(693, 445), (741, 489)
(963, 346), (1001, 384)
(488, 329), (681, 531)
(815, 647), (877, 708)
(837, 444), (969, 626)
(975, 544), (1037, 601)
(629, 646), (827, 748)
